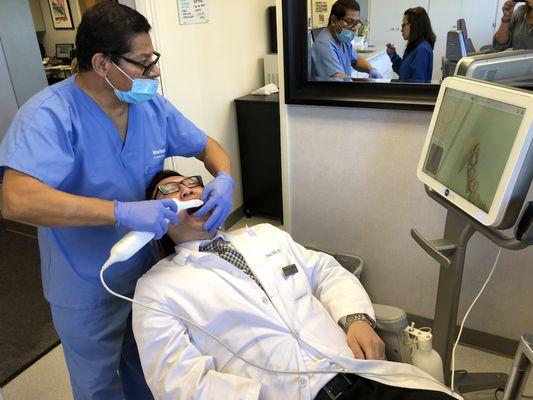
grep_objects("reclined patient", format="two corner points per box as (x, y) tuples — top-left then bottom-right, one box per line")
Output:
(132, 170), (462, 400)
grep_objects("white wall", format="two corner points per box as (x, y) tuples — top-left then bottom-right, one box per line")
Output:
(137, 0), (276, 212)
(286, 105), (533, 340)
(38, 0), (82, 58)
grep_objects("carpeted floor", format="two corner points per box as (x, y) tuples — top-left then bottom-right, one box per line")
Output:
(0, 220), (59, 387)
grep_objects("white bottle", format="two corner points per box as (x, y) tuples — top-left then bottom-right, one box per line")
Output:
(412, 335), (445, 383)
(362, 23), (369, 48)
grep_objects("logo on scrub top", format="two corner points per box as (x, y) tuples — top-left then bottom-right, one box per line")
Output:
(152, 148), (166, 159)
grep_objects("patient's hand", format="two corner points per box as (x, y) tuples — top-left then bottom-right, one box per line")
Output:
(346, 321), (385, 360)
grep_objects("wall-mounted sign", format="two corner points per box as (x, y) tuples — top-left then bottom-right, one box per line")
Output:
(177, 0), (209, 25)
(312, 0), (336, 29)
(315, 2), (327, 12)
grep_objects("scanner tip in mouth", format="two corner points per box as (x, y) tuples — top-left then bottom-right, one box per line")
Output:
(187, 206), (202, 215)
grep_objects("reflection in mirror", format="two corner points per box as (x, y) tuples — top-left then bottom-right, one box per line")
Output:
(29, 0), (85, 86)
(307, 0), (533, 86)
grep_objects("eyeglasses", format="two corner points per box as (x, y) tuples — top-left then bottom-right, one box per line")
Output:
(401, 22), (410, 29)
(341, 18), (362, 29)
(157, 176), (203, 196)
(116, 51), (161, 76)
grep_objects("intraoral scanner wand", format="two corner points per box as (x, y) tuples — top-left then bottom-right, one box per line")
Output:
(102, 198), (204, 268)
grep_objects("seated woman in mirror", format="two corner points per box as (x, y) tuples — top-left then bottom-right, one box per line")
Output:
(310, 0), (383, 82)
(386, 7), (435, 83)
(493, 0), (533, 51)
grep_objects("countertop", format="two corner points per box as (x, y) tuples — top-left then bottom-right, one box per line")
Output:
(356, 45), (388, 60)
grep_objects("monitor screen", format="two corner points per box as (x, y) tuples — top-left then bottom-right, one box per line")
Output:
(423, 87), (526, 213)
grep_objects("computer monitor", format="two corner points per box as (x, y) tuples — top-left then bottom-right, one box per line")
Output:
(56, 43), (74, 62)
(417, 77), (533, 228)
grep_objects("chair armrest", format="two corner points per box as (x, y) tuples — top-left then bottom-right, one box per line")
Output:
(373, 303), (412, 364)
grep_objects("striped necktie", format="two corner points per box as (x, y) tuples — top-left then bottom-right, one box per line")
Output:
(199, 237), (264, 290)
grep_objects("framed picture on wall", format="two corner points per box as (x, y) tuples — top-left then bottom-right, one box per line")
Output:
(48, 0), (74, 29)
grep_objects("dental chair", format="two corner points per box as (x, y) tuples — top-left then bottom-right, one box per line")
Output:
(442, 31), (468, 79)
(456, 19), (493, 55)
(311, 248), (414, 364)
(442, 20), (494, 79)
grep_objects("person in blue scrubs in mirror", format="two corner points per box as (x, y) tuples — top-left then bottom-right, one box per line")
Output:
(386, 7), (436, 83)
(311, 0), (383, 81)
(0, 3), (234, 399)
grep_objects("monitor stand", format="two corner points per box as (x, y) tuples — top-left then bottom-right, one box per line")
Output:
(411, 186), (531, 395)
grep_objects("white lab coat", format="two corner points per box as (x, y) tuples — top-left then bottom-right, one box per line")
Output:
(132, 224), (462, 400)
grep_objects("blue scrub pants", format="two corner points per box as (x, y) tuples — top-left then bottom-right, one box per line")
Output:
(50, 299), (154, 400)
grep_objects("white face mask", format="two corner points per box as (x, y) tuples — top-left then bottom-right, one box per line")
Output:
(105, 61), (159, 104)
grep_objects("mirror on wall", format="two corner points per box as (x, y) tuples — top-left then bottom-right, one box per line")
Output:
(307, 0), (532, 85)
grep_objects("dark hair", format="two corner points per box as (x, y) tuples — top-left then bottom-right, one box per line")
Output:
(146, 169), (185, 200)
(76, 1), (151, 72)
(328, 0), (360, 25)
(404, 7), (436, 53)
(146, 170), (185, 258)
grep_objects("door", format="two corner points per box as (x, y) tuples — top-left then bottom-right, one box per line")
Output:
(458, 0), (500, 51)
(493, 0), (507, 36)
(368, 0), (429, 53)
(430, 0), (462, 81)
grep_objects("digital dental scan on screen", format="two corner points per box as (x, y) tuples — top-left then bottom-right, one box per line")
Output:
(423, 87), (526, 213)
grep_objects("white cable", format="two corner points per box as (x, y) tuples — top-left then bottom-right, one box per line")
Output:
(450, 248), (502, 392)
(100, 262), (455, 394)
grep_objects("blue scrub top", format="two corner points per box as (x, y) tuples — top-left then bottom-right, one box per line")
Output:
(390, 40), (433, 83)
(0, 75), (207, 308)
(311, 28), (358, 80)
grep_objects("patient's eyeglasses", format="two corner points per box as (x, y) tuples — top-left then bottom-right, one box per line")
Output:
(157, 176), (204, 196)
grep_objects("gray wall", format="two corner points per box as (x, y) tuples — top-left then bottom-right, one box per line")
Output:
(0, 0), (47, 111)
(0, 39), (19, 141)
(287, 105), (533, 341)
(358, 0), (368, 22)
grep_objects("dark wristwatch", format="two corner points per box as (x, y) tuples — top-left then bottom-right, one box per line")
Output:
(343, 313), (376, 330)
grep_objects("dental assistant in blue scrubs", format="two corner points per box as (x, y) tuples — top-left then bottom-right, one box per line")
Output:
(0, 3), (233, 399)
(386, 7), (436, 83)
(311, 0), (383, 81)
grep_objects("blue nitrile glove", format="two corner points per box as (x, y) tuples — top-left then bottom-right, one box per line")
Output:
(369, 68), (383, 79)
(114, 199), (179, 240)
(195, 172), (234, 233)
